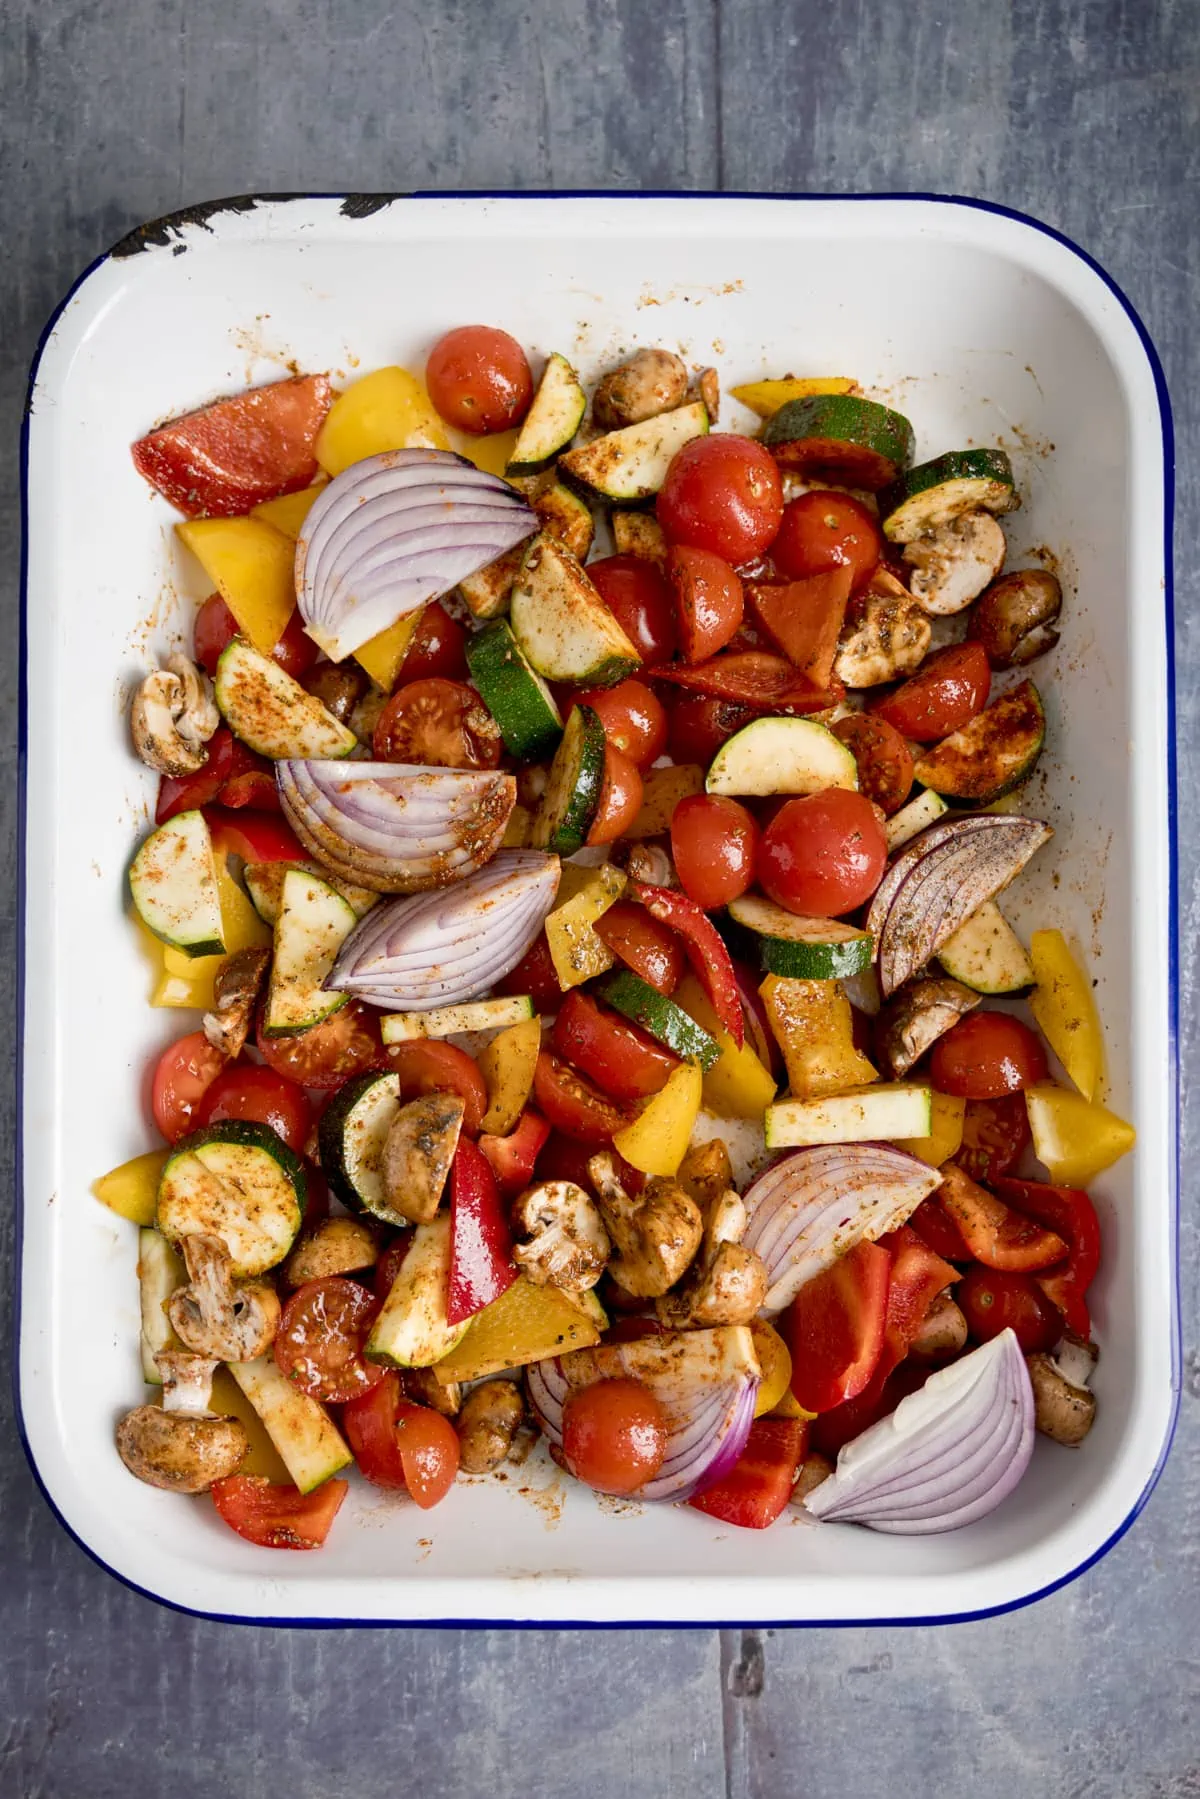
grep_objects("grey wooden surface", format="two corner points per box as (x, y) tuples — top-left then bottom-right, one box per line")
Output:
(2, 3), (1197, 1794)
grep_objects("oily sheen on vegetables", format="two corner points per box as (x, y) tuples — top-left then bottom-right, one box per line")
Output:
(326, 850), (560, 1009)
(276, 759), (516, 894)
(741, 1144), (942, 1317)
(296, 448), (537, 660)
(804, 1330), (1035, 1533)
(526, 1327), (760, 1502)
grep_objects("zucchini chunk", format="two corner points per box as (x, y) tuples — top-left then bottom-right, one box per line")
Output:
(762, 394), (914, 490)
(214, 636), (357, 759)
(511, 536), (641, 685)
(880, 449), (1019, 543)
(726, 894), (874, 980)
(380, 996), (534, 1042)
(129, 809), (225, 958)
(598, 971), (720, 1069)
(156, 1121), (306, 1277)
(318, 1071), (403, 1221)
(466, 619), (564, 760)
(558, 400), (709, 502)
(937, 899), (1035, 994)
(912, 680), (1045, 804)
(243, 859), (377, 926)
(138, 1229), (186, 1384)
(706, 716), (858, 798)
(884, 788), (949, 853)
(227, 1355), (352, 1493)
(765, 1084), (933, 1150)
(507, 352), (587, 475)
(531, 704), (608, 854)
(366, 1214), (470, 1368)
(263, 866), (357, 1037)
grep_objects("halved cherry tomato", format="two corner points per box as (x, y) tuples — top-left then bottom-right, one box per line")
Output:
(150, 1030), (227, 1143)
(934, 1165), (1067, 1272)
(385, 1039), (489, 1136)
(572, 679), (667, 768)
(395, 1401), (461, 1506)
(957, 1093), (1032, 1185)
(995, 1177), (1101, 1341)
(630, 881), (744, 1045)
(652, 650), (839, 714)
(586, 555), (677, 665)
(930, 1012), (1049, 1098)
(273, 1276), (384, 1403)
(131, 373), (331, 518)
(666, 545), (744, 662)
(397, 599), (469, 684)
(205, 806), (306, 864)
(757, 789), (887, 918)
(256, 1001), (383, 1091)
(594, 898), (685, 996)
(210, 1473), (348, 1548)
(342, 1368), (408, 1488)
(533, 1050), (628, 1146)
(194, 1064), (311, 1155)
(666, 693), (756, 765)
(553, 990), (679, 1103)
(494, 931), (564, 1014)
(586, 745), (644, 845)
(871, 643), (992, 742)
(831, 713), (914, 815)
(155, 726), (263, 825)
(561, 1377), (667, 1495)
(479, 1109), (552, 1198)
(373, 677), (502, 769)
(958, 1265), (1063, 1353)
(657, 435), (784, 565)
(688, 1417), (808, 1529)
(425, 326), (533, 434)
(194, 592), (317, 681)
(670, 793), (758, 909)
(771, 491), (882, 593)
(786, 1237), (891, 1414)
(373, 1239), (411, 1301)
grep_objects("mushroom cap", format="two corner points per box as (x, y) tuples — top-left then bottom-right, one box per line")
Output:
(116, 1404), (248, 1493)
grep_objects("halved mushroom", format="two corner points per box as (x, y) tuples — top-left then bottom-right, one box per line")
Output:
(593, 348), (689, 429)
(792, 1450), (835, 1507)
(909, 1290), (968, 1361)
(512, 1180), (610, 1294)
(587, 1152), (703, 1299)
(381, 1091), (465, 1224)
(1026, 1333), (1098, 1445)
(696, 367), (721, 423)
(968, 569), (1063, 668)
(166, 1232), (281, 1361)
(455, 1379), (526, 1473)
(656, 1188), (768, 1329)
(202, 946), (271, 1059)
(902, 511), (1007, 616)
(876, 978), (980, 1078)
(303, 660), (370, 726)
(834, 569), (932, 687)
(676, 1138), (735, 1217)
(620, 841), (677, 888)
(405, 1367), (462, 1417)
(130, 653), (220, 777)
(283, 1215), (380, 1288)
(116, 1350), (248, 1493)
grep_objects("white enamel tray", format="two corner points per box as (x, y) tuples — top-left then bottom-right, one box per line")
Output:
(17, 194), (1178, 1625)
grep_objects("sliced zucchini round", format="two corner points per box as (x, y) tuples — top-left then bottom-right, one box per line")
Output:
(531, 704), (607, 854)
(557, 400), (709, 502)
(156, 1121), (306, 1276)
(129, 809), (226, 958)
(726, 894), (874, 979)
(214, 636), (358, 760)
(318, 1071), (404, 1223)
(510, 535), (641, 686)
(466, 619), (564, 761)
(507, 352), (587, 476)
(706, 716), (858, 798)
(880, 449), (1018, 543)
(761, 394), (914, 490)
(598, 971), (720, 1069)
(911, 680), (1045, 805)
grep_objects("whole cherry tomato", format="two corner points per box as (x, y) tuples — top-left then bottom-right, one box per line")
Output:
(398, 600), (468, 684)
(573, 678), (667, 768)
(757, 789), (887, 917)
(194, 594), (317, 680)
(586, 745), (644, 845)
(930, 1012), (1049, 1099)
(657, 435), (783, 564)
(561, 1377), (667, 1495)
(425, 326), (533, 434)
(670, 793), (759, 909)
(385, 1039), (489, 1135)
(958, 1266), (1063, 1353)
(553, 991), (679, 1103)
(586, 555), (677, 664)
(666, 693), (756, 765)
(771, 491), (882, 593)
(394, 1402), (461, 1507)
(495, 932), (564, 1014)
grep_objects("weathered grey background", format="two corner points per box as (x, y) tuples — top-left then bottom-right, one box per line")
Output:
(2, 2), (1197, 1794)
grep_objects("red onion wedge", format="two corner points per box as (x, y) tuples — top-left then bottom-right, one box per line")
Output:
(804, 1330), (1035, 1533)
(326, 850), (560, 1011)
(526, 1326), (761, 1503)
(277, 759), (516, 894)
(296, 448), (537, 661)
(866, 813), (1052, 997)
(742, 1144), (942, 1318)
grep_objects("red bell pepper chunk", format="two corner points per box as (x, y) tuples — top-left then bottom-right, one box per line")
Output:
(908, 1195), (971, 1261)
(785, 1238), (891, 1414)
(630, 880), (744, 1047)
(995, 1176), (1101, 1340)
(205, 805), (307, 865)
(934, 1164), (1068, 1273)
(155, 727), (261, 824)
(649, 650), (843, 714)
(217, 769), (283, 812)
(812, 1358), (930, 1458)
(746, 569), (854, 689)
(209, 1473), (348, 1549)
(688, 1417), (809, 1529)
(447, 1137), (518, 1326)
(131, 373), (332, 518)
(875, 1224), (960, 1378)
(478, 1109), (552, 1200)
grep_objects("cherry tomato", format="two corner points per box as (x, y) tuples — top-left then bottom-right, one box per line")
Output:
(150, 1031), (227, 1143)
(871, 643), (992, 742)
(196, 593), (315, 686)
(373, 677), (502, 769)
(786, 1237), (891, 1414)
(256, 1001), (383, 1091)
(132, 373), (330, 518)
(194, 1064), (311, 1155)
(398, 600), (469, 684)
(657, 435), (784, 564)
(593, 898), (685, 995)
(587, 745), (644, 845)
(957, 1094), (1032, 1185)
(553, 990), (678, 1103)
(374, 1238), (411, 1300)
(425, 325), (533, 434)
(831, 713), (914, 815)
(210, 1474), (348, 1549)
(573, 679), (667, 768)
(771, 491), (882, 594)
(273, 1277), (384, 1403)
(666, 693), (756, 765)
(757, 789), (887, 917)
(586, 555), (677, 664)
(395, 1401), (461, 1507)
(533, 1050), (628, 1145)
(957, 1265), (1063, 1353)
(342, 1368), (408, 1488)
(385, 1038), (489, 1136)
(495, 931), (564, 1014)
(664, 544), (745, 662)
(155, 726), (264, 825)
(930, 1012), (1049, 1099)
(670, 793), (759, 909)
(561, 1377), (667, 1495)
(909, 1196), (972, 1262)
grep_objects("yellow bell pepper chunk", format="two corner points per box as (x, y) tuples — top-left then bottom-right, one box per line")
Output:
(614, 1061), (703, 1177)
(455, 428), (520, 478)
(731, 376), (856, 419)
(626, 764), (704, 839)
(478, 1016), (542, 1135)
(431, 1275), (602, 1382)
(92, 1149), (169, 1226)
(760, 974), (878, 1101)
(316, 366), (449, 476)
(208, 1369), (291, 1481)
(897, 1091), (966, 1167)
(145, 855), (271, 1010)
(175, 516), (296, 657)
(352, 606), (423, 692)
(749, 1321), (812, 1419)
(1029, 929), (1104, 1102)
(1026, 1084), (1135, 1186)
(502, 805), (532, 848)
(251, 481), (327, 540)
(675, 974), (776, 1121)
(545, 863), (626, 990)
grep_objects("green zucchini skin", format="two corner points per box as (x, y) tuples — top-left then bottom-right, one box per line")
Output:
(318, 1071), (404, 1221)
(880, 448), (1019, 542)
(531, 704), (608, 854)
(911, 679), (1045, 804)
(725, 894), (874, 980)
(466, 619), (564, 760)
(156, 1120), (307, 1277)
(761, 394), (915, 490)
(598, 971), (720, 1070)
